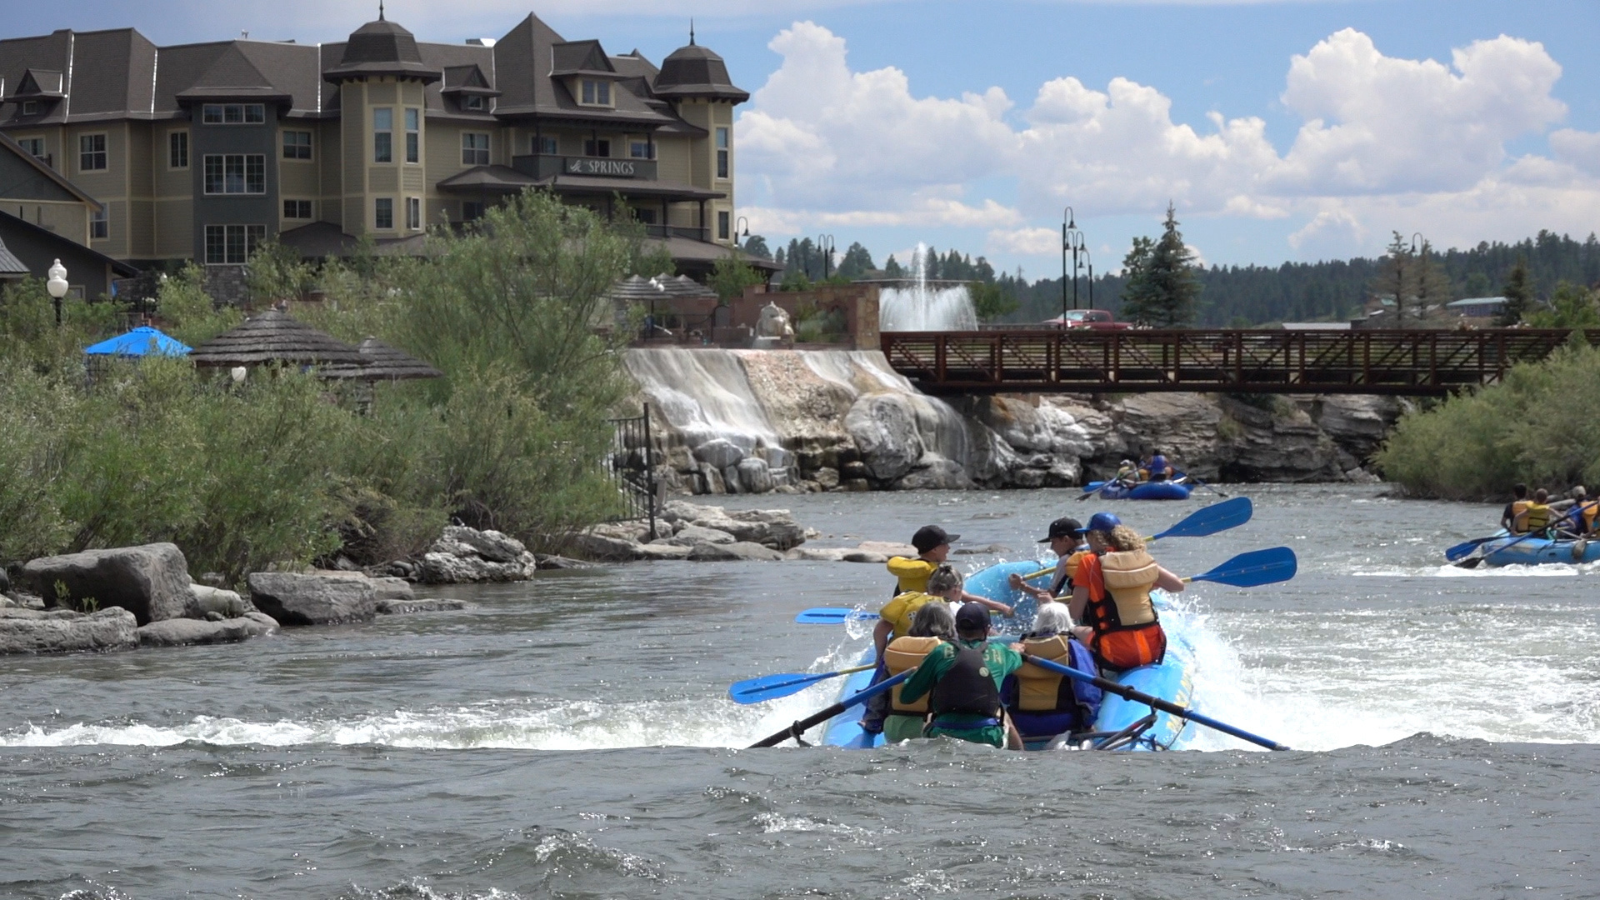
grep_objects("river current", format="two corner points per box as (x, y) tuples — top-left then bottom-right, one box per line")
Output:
(3, 484), (1598, 898)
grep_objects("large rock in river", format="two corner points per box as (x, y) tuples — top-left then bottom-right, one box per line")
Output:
(24, 543), (194, 625)
(0, 607), (139, 654)
(246, 573), (377, 626)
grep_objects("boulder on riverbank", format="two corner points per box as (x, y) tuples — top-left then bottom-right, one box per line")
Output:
(24, 543), (194, 625)
(246, 572), (377, 626)
(561, 501), (813, 563)
(376, 597), (470, 615)
(136, 613), (278, 647)
(0, 607), (139, 654)
(415, 526), (539, 583)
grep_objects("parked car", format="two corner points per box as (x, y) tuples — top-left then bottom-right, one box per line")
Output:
(1041, 309), (1133, 330)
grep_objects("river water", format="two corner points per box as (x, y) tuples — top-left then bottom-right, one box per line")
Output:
(4, 484), (1598, 898)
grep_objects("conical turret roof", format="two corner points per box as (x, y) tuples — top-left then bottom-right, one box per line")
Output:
(326, 17), (440, 83)
(653, 41), (748, 102)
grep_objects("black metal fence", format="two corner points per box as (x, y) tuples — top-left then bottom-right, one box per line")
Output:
(607, 403), (659, 539)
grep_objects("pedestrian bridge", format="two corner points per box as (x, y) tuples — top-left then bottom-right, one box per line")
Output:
(881, 328), (1600, 396)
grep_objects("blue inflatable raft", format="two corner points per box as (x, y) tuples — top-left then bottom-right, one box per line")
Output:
(1084, 479), (1192, 500)
(1476, 534), (1600, 567)
(820, 559), (1195, 751)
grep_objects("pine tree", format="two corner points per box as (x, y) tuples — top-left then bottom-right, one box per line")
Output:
(883, 255), (905, 279)
(1123, 204), (1201, 326)
(1119, 236), (1158, 325)
(1371, 232), (1414, 325)
(1496, 258), (1532, 326)
(836, 242), (876, 280)
(742, 235), (772, 260)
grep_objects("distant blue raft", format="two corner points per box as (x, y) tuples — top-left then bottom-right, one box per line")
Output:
(1085, 479), (1192, 501)
(820, 559), (1194, 751)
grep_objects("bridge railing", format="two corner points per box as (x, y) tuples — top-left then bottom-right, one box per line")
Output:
(881, 328), (1600, 395)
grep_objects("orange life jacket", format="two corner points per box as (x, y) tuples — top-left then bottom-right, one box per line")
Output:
(1078, 551), (1167, 671)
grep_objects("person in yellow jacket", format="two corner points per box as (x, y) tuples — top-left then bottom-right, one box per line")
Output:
(1513, 488), (1554, 536)
(1501, 483), (1530, 534)
(861, 565), (968, 736)
(880, 601), (958, 742)
(885, 524), (1013, 616)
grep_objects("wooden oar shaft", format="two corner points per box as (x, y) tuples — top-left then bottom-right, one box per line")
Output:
(1020, 653), (1288, 751)
(747, 671), (910, 748)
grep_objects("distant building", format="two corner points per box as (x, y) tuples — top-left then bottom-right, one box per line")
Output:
(1445, 296), (1507, 318)
(0, 12), (765, 279)
(0, 132), (136, 297)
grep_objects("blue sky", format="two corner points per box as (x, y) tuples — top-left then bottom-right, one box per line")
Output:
(8, 1), (1599, 278)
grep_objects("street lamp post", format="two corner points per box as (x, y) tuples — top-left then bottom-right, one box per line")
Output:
(46, 259), (69, 326)
(735, 216), (749, 247)
(1062, 208), (1084, 320)
(1084, 249), (1094, 311)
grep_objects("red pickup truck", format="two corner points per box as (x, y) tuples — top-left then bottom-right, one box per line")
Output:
(1043, 309), (1133, 330)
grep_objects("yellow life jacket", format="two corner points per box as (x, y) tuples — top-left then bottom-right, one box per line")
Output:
(1583, 502), (1599, 534)
(1521, 503), (1551, 532)
(884, 636), (942, 715)
(1509, 499), (1532, 534)
(1098, 549), (1160, 628)
(1014, 634), (1076, 712)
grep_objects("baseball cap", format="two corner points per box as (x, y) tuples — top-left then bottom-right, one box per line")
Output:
(912, 525), (959, 553)
(1038, 517), (1084, 543)
(1076, 512), (1123, 535)
(954, 602), (991, 633)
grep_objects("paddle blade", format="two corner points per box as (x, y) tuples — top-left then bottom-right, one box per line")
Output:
(1189, 546), (1297, 588)
(795, 607), (877, 624)
(729, 665), (871, 704)
(1151, 497), (1253, 541)
(1444, 536), (1497, 561)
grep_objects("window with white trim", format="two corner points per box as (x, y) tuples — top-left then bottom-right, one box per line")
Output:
(91, 207), (108, 240)
(283, 199), (313, 219)
(204, 224), (265, 264)
(21, 101), (38, 116)
(203, 154), (266, 194)
(375, 197), (394, 229)
(629, 140), (653, 160)
(716, 127), (730, 179)
(17, 137), (45, 160)
(373, 108), (393, 163)
(718, 210), (730, 241)
(202, 104), (265, 124)
(282, 130), (312, 160)
(169, 131), (188, 169)
(465, 95), (485, 111)
(406, 197), (421, 230)
(79, 134), (107, 171)
(404, 109), (420, 163)
(579, 79), (611, 106)
(461, 132), (489, 165)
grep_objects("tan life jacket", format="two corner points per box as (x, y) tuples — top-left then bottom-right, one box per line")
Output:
(884, 636), (942, 715)
(1014, 634), (1076, 712)
(1099, 549), (1160, 628)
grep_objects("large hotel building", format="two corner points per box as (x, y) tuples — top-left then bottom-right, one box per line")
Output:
(0, 11), (755, 278)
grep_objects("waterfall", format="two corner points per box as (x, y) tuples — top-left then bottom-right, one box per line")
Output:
(878, 243), (979, 332)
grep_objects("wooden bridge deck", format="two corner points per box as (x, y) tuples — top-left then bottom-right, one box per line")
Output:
(881, 328), (1600, 396)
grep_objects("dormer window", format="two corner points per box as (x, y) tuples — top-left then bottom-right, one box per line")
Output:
(580, 79), (611, 107)
(465, 95), (485, 111)
(21, 101), (38, 116)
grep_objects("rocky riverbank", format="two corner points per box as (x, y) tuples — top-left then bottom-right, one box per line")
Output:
(624, 347), (1406, 494)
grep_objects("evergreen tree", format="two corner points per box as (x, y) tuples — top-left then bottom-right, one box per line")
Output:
(772, 247), (785, 269)
(742, 235), (772, 260)
(921, 246), (940, 280)
(1372, 232), (1415, 325)
(1143, 204), (1202, 326)
(883, 255), (905, 279)
(1495, 258), (1532, 326)
(836, 242), (876, 280)
(1119, 236), (1158, 324)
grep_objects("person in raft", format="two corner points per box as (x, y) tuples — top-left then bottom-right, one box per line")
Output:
(1145, 449), (1174, 482)
(886, 525), (1015, 617)
(1113, 459), (1140, 488)
(1068, 513), (1185, 672)
(1501, 483), (1530, 534)
(862, 565), (993, 735)
(897, 602), (1024, 749)
(879, 601), (959, 742)
(1512, 488), (1556, 537)
(1008, 516), (1090, 602)
(1002, 604), (1103, 746)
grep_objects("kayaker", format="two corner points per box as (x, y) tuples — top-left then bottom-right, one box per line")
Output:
(1513, 488), (1554, 536)
(1147, 449), (1173, 482)
(1069, 513), (1185, 672)
(1008, 516), (1089, 602)
(879, 602), (958, 743)
(897, 602), (1024, 749)
(1502, 483), (1530, 533)
(885, 525), (1015, 616)
(1002, 604), (1103, 746)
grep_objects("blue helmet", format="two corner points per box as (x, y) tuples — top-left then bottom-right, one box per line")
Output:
(1076, 512), (1123, 535)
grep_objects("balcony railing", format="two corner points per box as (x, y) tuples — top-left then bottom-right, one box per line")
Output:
(511, 153), (657, 181)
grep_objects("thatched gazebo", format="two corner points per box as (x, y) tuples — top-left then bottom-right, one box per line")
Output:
(187, 309), (365, 370)
(320, 337), (443, 382)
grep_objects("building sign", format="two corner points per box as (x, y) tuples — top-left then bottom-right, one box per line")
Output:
(567, 158), (636, 177)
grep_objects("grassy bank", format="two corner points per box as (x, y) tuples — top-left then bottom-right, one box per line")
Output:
(0, 192), (656, 584)
(1375, 339), (1600, 499)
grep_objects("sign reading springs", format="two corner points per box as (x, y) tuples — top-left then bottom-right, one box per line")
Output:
(568, 158), (637, 177)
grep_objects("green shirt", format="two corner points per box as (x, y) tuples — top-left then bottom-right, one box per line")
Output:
(898, 638), (1023, 747)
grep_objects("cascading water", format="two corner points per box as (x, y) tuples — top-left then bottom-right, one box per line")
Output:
(879, 243), (979, 331)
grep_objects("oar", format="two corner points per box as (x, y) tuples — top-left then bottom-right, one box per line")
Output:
(1075, 479), (1114, 502)
(795, 607), (877, 624)
(748, 670), (911, 748)
(1455, 506), (1582, 569)
(729, 664), (875, 705)
(1017, 498), (1255, 579)
(1019, 653), (1289, 751)
(1182, 546), (1297, 587)
(1444, 535), (1502, 562)
(1180, 474), (1230, 499)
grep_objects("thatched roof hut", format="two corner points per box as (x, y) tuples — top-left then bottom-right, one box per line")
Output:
(320, 337), (443, 382)
(187, 309), (365, 369)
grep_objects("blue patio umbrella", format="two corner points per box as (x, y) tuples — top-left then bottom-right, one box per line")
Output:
(83, 326), (191, 358)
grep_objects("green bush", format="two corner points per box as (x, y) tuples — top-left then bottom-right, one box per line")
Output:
(1375, 342), (1600, 498)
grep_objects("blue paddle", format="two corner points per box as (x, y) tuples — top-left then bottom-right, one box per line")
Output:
(1019, 653), (1289, 751)
(748, 671), (911, 748)
(794, 607), (877, 624)
(1444, 535), (1503, 561)
(1151, 496), (1251, 540)
(729, 664), (875, 704)
(1182, 546), (1297, 588)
